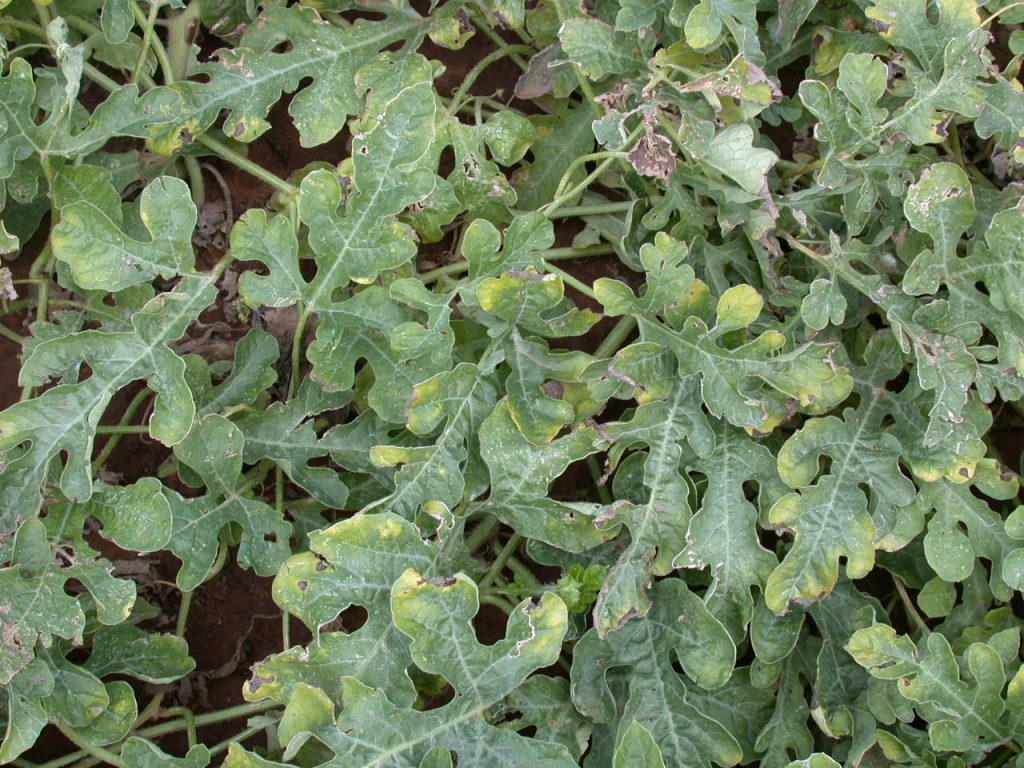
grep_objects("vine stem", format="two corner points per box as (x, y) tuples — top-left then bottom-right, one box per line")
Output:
(542, 126), (643, 214)
(479, 533), (523, 590)
(892, 577), (931, 637)
(129, 0), (175, 85)
(0, 322), (25, 345)
(134, 700), (280, 741)
(130, 0), (161, 85)
(289, 308), (313, 400)
(418, 244), (615, 283)
(92, 387), (153, 472)
(160, 707), (198, 748)
(587, 455), (613, 504)
(546, 264), (596, 300)
(504, 555), (543, 591)
(94, 424), (150, 435)
(1, 297), (123, 322)
(196, 135), (299, 198)
(593, 316), (637, 358)
(446, 44), (534, 117)
(464, 514), (501, 552)
(471, 15), (529, 70)
(479, 593), (517, 613)
(54, 724), (125, 768)
(540, 201), (635, 219)
(208, 720), (270, 757)
(175, 589), (195, 637)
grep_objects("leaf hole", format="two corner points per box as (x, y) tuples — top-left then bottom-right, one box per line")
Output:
(472, 601), (508, 646)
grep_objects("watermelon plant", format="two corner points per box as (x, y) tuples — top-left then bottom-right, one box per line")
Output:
(1, 0), (1024, 765)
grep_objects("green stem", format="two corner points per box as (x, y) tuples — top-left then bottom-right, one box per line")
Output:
(587, 455), (613, 504)
(95, 424), (150, 435)
(130, 0), (161, 85)
(593, 316), (637, 358)
(166, 1), (202, 82)
(206, 535), (231, 581)
(472, 16), (529, 70)
(289, 308), (312, 399)
(208, 720), (270, 757)
(176, 589), (195, 637)
(195, 134), (299, 197)
(92, 387), (154, 472)
(282, 610), (291, 650)
(546, 264), (596, 300)
(161, 707), (198, 748)
(464, 514), (501, 552)
(133, 692), (165, 729)
(543, 127), (643, 214)
(542, 201), (636, 219)
(54, 724), (125, 768)
(0, 298), (143, 322)
(34, 1), (52, 28)
(134, 701), (280, 742)
(130, 0), (175, 84)
(505, 555), (543, 591)
(0, 18), (46, 37)
(0, 322), (25, 345)
(893, 577), (930, 637)
(183, 156), (206, 206)
(479, 533), (523, 590)
(418, 244), (616, 283)
(446, 44), (534, 116)
(21, 240), (54, 401)
(479, 593), (517, 613)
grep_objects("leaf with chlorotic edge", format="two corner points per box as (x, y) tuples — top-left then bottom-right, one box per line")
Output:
(368, 364), (497, 517)
(592, 379), (709, 637)
(572, 579), (740, 768)
(252, 513), (443, 708)
(148, 4), (427, 152)
(904, 459), (1022, 600)
(847, 625), (1015, 752)
(52, 176), (196, 291)
(621, 288), (853, 431)
(236, 569), (573, 767)
(308, 286), (455, 423)
(0, 274), (215, 520)
(614, 721), (665, 768)
(500, 331), (597, 446)
(677, 420), (784, 641)
(764, 360), (917, 613)
(164, 415), (291, 591)
(476, 399), (615, 551)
